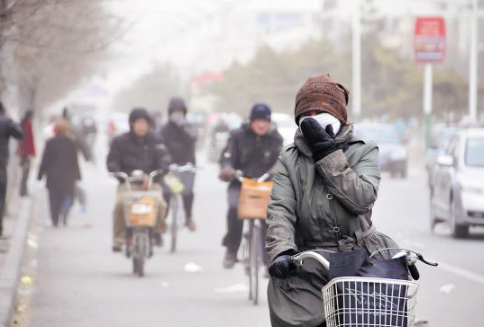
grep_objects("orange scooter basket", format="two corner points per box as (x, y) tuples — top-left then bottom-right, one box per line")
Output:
(127, 197), (157, 227)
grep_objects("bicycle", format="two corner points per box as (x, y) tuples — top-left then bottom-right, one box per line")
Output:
(163, 163), (198, 253)
(237, 171), (272, 305)
(291, 249), (438, 327)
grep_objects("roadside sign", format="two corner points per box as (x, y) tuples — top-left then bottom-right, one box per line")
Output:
(414, 17), (446, 63)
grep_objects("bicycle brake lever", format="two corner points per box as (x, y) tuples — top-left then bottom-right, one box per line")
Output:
(417, 253), (439, 267)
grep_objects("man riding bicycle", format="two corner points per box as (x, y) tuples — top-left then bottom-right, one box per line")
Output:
(107, 108), (171, 252)
(161, 97), (198, 231)
(219, 104), (283, 269)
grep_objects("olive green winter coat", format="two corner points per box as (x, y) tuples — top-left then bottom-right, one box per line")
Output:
(266, 124), (397, 262)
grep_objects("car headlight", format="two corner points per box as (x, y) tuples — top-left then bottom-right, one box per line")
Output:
(390, 148), (407, 161)
(458, 181), (484, 194)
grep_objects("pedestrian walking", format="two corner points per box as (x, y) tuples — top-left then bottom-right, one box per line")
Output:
(0, 102), (23, 237)
(38, 121), (81, 227)
(17, 110), (36, 197)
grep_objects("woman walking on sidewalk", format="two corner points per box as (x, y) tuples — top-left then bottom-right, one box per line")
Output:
(38, 121), (81, 227)
(17, 110), (36, 197)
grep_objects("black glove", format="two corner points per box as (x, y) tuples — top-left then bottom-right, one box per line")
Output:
(300, 118), (338, 162)
(218, 165), (236, 182)
(268, 252), (297, 279)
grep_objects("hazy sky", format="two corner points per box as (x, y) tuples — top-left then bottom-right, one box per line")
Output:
(98, 0), (472, 102)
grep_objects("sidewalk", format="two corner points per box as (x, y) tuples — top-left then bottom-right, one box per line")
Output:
(0, 196), (35, 327)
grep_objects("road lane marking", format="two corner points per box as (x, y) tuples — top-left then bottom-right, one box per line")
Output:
(432, 259), (484, 285)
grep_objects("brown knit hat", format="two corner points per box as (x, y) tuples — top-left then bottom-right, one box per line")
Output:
(294, 74), (350, 125)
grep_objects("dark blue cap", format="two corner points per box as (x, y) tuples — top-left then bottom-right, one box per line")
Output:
(250, 103), (271, 122)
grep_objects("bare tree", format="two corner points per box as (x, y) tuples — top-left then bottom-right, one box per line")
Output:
(0, 0), (124, 113)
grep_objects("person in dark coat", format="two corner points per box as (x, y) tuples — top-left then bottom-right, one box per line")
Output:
(218, 103), (283, 269)
(0, 102), (23, 237)
(38, 121), (80, 227)
(161, 97), (198, 231)
(17, 110), (36, 197)
(107, 108), (171, 251)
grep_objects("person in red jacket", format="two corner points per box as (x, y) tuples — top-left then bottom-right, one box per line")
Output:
(17, 110), (36, 197)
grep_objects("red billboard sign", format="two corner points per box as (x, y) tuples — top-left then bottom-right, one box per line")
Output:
(414, 17), (446, 63)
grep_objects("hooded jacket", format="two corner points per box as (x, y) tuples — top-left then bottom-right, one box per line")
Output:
(107, 129), (171, 179)
(161, 121), (198, 166)
(161, 98), (198, 165)
(266, 124), (397, 261)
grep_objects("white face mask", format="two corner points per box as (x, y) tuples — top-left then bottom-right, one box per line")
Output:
(170, 112), (185, 124)
(299, 113), (341, 137)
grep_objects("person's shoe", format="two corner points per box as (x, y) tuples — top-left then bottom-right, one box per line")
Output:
(185, 218), (196, 232)
(223, 251), (238, 269)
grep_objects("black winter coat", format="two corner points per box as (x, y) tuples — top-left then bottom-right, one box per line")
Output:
(0, 115), (23, 169)
(106, 131), (171, 177)
(219, 123), (283, 179)
(38, 135), (80, 192)
(161, 122), (198, 165)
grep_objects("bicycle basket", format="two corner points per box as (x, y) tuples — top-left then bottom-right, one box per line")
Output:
(163, 173), (184, 195)
(322, 277), (419, 327)
(238, 179), (273, 220)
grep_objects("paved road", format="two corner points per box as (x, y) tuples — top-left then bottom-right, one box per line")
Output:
(20, 148), (484, 327)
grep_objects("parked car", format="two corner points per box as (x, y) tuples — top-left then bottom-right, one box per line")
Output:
(426, 126), (460, 187)
(430, 128), (484, 238)
(354, 123), (408, 178)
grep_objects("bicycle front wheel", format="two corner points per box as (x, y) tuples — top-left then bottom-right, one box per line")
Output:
(170, 197), (179, 253)
(248, 221), (260, 305)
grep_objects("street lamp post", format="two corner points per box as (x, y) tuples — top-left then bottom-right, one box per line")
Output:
(352, 0), (362, 122)
(469, 0), (479, 123)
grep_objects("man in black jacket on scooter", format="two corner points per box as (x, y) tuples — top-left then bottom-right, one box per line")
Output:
(107, 108), (171, 252)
